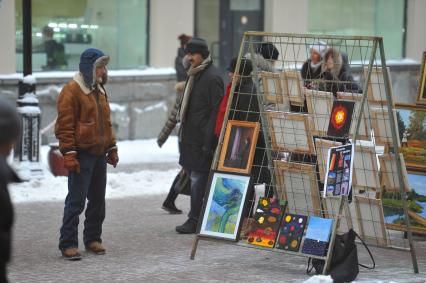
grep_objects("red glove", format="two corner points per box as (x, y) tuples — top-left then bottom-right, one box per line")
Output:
(63, 152), (80, 173)
(107, 149), (119, 168)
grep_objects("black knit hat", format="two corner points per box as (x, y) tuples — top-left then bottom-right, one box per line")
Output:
(184, 37), (210, 58)
(258, 42), (279, 60)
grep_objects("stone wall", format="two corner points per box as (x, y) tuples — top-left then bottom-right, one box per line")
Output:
(0, 70), (177, 144)
(0, 62), (422, 145)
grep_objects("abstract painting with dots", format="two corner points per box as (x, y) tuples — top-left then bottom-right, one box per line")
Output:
(247, 198), (286, 248)
(276, 213), (308, 252)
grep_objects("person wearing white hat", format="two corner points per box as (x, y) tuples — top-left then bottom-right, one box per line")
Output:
(301, 41), (327, 89)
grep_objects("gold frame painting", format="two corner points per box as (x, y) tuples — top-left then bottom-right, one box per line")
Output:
(395, 103), (426, 173)
(305, 89), (334, 136)
(218, 120), (260, 174)
(354, 196), (389, 247)
(266, 111), (315, 154)
(261, 71), (283, 104)
(416, 51), (426, 105)
(363, 66), (394, 106)
(274, 160), (321, 216)
(378, 153), (410, 193)
(281, 70), (304, 107)
(370, 106), (400, 147)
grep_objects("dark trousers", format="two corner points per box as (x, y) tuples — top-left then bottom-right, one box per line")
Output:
(186, 169), (209, 222)
(0, 263), (7, 283)
(59, 151), (107, 250)
(164, 174), (180, 204)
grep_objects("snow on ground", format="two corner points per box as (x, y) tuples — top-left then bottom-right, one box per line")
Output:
(10, 137), (180, 203)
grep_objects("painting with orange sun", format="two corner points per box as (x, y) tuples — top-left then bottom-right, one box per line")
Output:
(327, 100), (355, 138)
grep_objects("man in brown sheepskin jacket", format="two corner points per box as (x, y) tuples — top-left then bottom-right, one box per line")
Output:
(55, 48), (118, 260)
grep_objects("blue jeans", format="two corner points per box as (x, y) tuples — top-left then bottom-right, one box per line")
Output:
(187, 169), (209, 222)
(59, 151), (107, 250)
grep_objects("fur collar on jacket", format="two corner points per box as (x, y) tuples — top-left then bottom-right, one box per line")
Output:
(321, 48), (343, 77)
(73, 72), (105, 95)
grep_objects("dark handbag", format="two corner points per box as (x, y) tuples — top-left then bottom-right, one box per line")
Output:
(174, 169), (191, 196)
(307, 229), (375, 283)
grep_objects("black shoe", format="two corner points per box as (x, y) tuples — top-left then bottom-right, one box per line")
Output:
(175, 219), (197, 234)
(162, 201), (183, 214)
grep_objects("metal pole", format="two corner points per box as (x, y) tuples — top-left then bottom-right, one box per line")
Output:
(248, 34), (279, 198)
(351, 39), (377, 144)
(378, 38), (419, 273)
(22, 0), (32, 76)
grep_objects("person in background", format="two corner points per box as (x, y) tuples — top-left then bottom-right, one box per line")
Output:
(42, 26), (67, 70)
(175, 34), (192, 82)
(245, 42), (279, 72)
(55, 48), (118, 260)
(0, 97), (22, 283)
(301, 41), (327, 88)
(175, 37), (224, 234)
(158, 55), (191, 214)
(319, 47), (360, 95)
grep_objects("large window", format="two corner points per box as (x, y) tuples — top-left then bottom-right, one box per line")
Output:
(15, 0), (148, 72)
(308, 0), (405, 59)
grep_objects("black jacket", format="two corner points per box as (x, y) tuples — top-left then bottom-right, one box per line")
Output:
(0, 157), (20, 268)
(179, 63), (224, 172)
(229, 78), (260, 122)
(301, 59), (322, 87)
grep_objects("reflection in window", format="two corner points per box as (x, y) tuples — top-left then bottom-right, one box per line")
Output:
(15, 0), (148, 72)
(308, 0), (405, 59)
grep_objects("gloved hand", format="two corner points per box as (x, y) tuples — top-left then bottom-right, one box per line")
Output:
(63, 152), (80, 173)
(107, 149), (119, 168)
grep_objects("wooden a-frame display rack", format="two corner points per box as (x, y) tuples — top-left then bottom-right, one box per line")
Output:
(189, 32), (419, 274)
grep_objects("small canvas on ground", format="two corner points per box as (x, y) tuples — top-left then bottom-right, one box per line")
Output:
(301, 216), (334, 257)
(276, 213), (308, 252)
(247, 198), (286, 248)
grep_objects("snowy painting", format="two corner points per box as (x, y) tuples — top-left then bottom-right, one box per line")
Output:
(200, 172), (250, 240)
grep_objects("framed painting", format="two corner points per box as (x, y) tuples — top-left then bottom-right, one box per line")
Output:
(378, 153), (410, 193)
(282, 70), (305, 107)
(218, 120), (260, 174)
(352, 143), (381, 189)
(314, 138), (343, 182)
(370, 106), (401, 147)
(274, 160), (321, 216)
(383, 171), (426, 235)
(261, 71), (283, 104)
(416, 51), (426, 105)
(363, 66), (393, 106)
(305, 89), (334, 136)
(337, 92), (371, 140)
(199, 171), (251, 241)
(267, 111), (315, 154)
(353, 196), (389, 247)
(395, 103), (426, 172)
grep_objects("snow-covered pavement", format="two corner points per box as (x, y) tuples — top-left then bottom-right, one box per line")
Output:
(9, 137), (180, 203)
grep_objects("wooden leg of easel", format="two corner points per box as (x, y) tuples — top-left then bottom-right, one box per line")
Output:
(190, 235), (200, 260)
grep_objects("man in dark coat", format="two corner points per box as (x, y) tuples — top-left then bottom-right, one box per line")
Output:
(176, 37), (224, 234)
(0, 97), (22, 283)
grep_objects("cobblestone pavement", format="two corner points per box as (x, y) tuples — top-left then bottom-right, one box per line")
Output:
(7, 184), (426, 282)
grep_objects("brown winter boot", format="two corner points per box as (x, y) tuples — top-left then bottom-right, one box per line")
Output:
(85, 241), (106, 255)
(61, 247), (82, 261)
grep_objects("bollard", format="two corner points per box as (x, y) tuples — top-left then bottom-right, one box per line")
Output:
(14, 75), (44, 179)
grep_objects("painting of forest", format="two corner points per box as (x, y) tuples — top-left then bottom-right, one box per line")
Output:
(396, 105), (426, 172)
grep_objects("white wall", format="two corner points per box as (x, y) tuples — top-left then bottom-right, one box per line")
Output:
(0, 0), (16, 74)
(149, 0), (194, 68)
(264, 0), (308, 33)
(406, 0), (426, 61)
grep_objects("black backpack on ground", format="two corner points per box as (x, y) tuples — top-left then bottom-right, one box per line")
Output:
(307, 229), (375, 283)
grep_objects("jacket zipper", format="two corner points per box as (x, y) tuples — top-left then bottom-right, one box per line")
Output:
(95, 90), (105, 150)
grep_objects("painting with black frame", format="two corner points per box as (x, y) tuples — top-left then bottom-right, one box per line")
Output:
(198, 171), (251, 241)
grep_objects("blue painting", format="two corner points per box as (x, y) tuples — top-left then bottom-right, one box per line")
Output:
(200, 172), (250, 240)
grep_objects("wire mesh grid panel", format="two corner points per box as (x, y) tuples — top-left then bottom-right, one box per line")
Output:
(205, 32), (418, 272)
